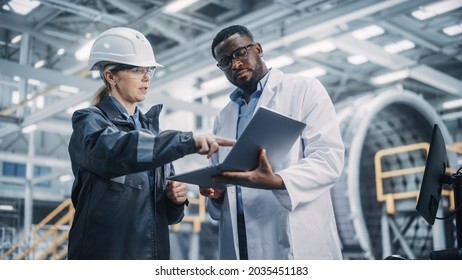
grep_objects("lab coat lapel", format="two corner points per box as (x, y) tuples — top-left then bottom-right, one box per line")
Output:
(255, 68), (283, 112)
(219, 102), (240, 140)
(218, 102), (241, 258)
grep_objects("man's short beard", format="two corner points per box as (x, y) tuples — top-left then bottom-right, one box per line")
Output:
(240, 58), (265, 92)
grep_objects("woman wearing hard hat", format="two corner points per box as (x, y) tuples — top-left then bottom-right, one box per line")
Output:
(67, 27), (234, 260)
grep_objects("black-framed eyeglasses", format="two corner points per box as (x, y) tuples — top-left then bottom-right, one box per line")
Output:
(110, 64), (156, 79)
(216, 43), (256, 71)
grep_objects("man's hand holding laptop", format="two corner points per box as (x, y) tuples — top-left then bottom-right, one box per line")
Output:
(199, 148), (285, 200)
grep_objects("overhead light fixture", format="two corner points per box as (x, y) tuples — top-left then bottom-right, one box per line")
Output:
(59, 174), (74, 183)
(193, 76), (232, 99)
(155, 69), (166, 78)
(28, 78), (41, 86)
(12, 91), (20, 104)
(3, 0), (40, 15)
(91, 71), (100, 79)
(21, 124), (38, 134)
(59, 85), (79, 94)
(296, 67), (327, 78)
(201, 76), (229, 91)
(34, 59), (45, 68)
(56, 48), (65, 56)
(347, 54), (368, 65)
(164, 0), (199, 13)
(66, 101), (90, 115)
(352, 25), (385, 40)
(371, 69), (409, 85)
(411, 0), (462, 20)
(11, 34), (22, 44)
(194, 76), (232, 98)
(443, 23), (462, 36)
(383, 39), (415, 54)
(442, 99), (462, 110)
(28, 79), (41, 86)
(265, 55), (294, 69)
(293, 40), (336, 57)
(75, 39), (95, 61)
(0, 205), (15, 211)
(36, 96), (44, 109)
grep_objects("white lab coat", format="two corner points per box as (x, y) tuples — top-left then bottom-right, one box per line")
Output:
(207, 68), (345, 259)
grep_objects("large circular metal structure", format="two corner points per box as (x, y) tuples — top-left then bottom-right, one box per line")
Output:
(333, 88), (456, 259)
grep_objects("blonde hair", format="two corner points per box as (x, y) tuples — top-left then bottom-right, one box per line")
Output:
(91, 64), (116, 105)
(92, 85), (110, 105)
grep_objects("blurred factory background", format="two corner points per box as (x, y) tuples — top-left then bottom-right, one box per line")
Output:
(0, 0), (461, 260)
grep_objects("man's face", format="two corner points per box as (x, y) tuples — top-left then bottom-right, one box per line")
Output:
(213, 34), (266, 92)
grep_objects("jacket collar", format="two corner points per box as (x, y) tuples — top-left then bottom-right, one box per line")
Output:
(96, 95), (163, 133)
(96, 95), (126, 122)
(144, 104), (163, 134)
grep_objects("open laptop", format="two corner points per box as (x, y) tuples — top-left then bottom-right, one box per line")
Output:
(168, 106), (306, 188)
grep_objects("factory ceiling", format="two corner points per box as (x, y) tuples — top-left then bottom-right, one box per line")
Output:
(0, 0), (461, 182)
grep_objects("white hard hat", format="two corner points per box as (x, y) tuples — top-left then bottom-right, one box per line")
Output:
(88, 27), (163, 70)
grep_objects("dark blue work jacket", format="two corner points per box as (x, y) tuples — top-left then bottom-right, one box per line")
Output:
(68, 96), (196, 259)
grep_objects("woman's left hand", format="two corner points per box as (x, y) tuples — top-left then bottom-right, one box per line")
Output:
(166, 180), (187, 205)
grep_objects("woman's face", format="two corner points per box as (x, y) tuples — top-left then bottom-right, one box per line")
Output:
(106, 66), (154, 105)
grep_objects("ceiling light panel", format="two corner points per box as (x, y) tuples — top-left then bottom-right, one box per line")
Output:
(383, 40), (416, 54)
(164, 0), (199, 13)
(352, 25), (385, 40)
(347, 55), (369, 65)
(265, 55), (294, 69)
(11, 34), (22, 44)
(297, 67), (327, 78)
(411, 0), (462, 21)
(293, 40), (336, 57)
(442, 98), (462, 109)
(443, 23), (462, 36)
(34, 60), (45, 68)
(370, 69), (409, 85)
(4, 0), (40, 16)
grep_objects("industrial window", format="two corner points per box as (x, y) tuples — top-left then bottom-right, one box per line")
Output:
(2, 162), (51, 187)
(2, 162), (26, 177)
(34, 166), (51, 188)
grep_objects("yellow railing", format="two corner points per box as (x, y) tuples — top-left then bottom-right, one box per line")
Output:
(374, 142), (460, 214)
(0, 198), (74, 260)
(171, 194), (206, 233)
